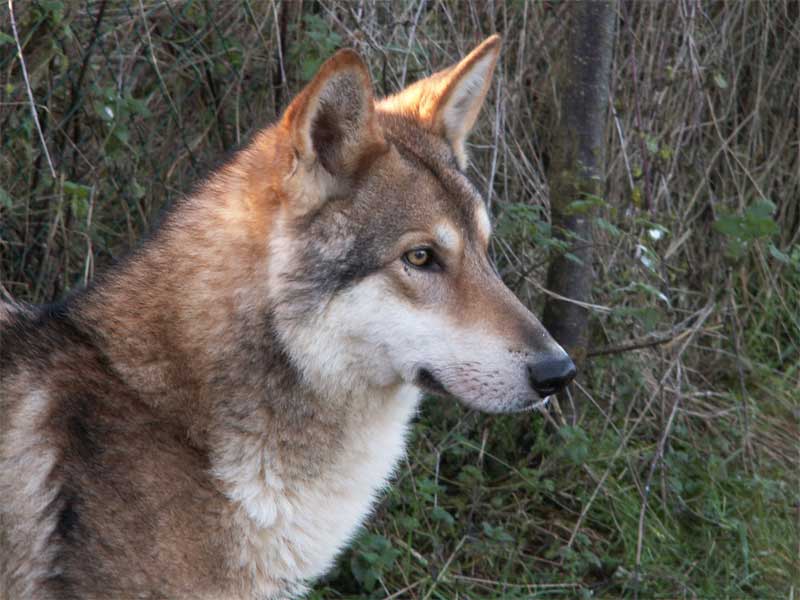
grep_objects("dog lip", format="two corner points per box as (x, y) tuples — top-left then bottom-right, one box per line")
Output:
(413, 369), (552, 412)
(414, 367), (452, 398)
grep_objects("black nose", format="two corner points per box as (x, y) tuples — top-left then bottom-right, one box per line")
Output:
(527, 356), (576, 397)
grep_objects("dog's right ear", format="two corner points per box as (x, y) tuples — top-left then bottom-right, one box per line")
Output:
(281, 49), (384, 210)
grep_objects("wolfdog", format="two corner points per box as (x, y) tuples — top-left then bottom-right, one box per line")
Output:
(0, 35), (575, 599)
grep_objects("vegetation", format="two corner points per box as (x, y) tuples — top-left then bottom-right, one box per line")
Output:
(2, 1), (797, 598)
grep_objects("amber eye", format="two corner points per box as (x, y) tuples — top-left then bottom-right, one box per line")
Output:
(404, 248), (433, 268)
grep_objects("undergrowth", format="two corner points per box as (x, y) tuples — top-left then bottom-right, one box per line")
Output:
(1, 1), (798, 598)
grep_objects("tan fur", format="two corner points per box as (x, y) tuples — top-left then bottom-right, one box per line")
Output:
(1, 36), (574, 599)
(380, 35), (501, 168)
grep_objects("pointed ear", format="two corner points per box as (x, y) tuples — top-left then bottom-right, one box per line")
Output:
(281, 49), (384, 196)
(380, 35), (501, 169)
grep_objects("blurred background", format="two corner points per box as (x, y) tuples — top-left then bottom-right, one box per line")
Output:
(1, 1), (798, 598)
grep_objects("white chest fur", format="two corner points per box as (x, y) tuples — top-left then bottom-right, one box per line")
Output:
(224, 384), (420, 598)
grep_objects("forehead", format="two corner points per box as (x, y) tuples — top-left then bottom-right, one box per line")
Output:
(358, 121), (488, 240)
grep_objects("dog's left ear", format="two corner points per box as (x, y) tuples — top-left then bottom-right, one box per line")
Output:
(281, 49), (384, 207)
(380, 35), (501, 169)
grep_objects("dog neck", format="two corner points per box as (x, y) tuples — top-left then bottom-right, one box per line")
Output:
(73, 142), (416, 470)
(71, 175), (420, 592)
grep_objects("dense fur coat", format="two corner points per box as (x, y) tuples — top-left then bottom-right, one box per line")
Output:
(0, 37), (574, 599)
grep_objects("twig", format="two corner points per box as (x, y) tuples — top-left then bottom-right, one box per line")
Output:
(136, 0), (197, 169)
(588, 331), (685, 357)
(633, 381), (680, 600)
(631, 301), (715, 599)
(450, 575), (580, 590)
(728, 286), (754, 470)
(138, 0), (179, 123)
(8, 0), (56, 179)
(269, 0), (287, 110)
(382, 580), (423, 599)
(400, 0), (427, 86)
(527, 278), (614, 313)
(486, 79), (503, 212)
(566, 303), (714, 557)
(60, 0), (107, 129)
(621, 0), (653, 213)
(421, 535), (466, 600)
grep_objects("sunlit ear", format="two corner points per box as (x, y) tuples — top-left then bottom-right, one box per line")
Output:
(281, 49), (385, 207)
(380, 35), (501, 169)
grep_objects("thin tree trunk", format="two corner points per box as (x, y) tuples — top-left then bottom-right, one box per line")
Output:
(543, 1), (616, 367)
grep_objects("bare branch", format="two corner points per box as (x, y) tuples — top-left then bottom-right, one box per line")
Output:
(7, 0), (56, 180)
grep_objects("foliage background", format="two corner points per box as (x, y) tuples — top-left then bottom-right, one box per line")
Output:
(1, 1), (798, 598)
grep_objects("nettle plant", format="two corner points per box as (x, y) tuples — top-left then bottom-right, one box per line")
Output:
(712, 198), (782, 261)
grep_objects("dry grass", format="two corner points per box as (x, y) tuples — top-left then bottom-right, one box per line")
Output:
(1, 1), (798, 598)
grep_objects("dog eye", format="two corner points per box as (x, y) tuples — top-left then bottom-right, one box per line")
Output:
(404, 248), (434, 268)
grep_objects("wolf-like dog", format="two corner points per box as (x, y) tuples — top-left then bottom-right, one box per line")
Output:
(0, 36), (575, 599)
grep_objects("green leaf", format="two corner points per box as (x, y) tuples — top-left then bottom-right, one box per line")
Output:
(301, 58), (324, 82)
(645, 135), (659, 154)
(38, 0), (64, 11)
(749, 198), (776, 217)
(559, 426), (590, 466)
(631, 186), (643, 208)
(457, 464), (484, 486)
(634, 281), (670, 305)
(564, 252), (584, 265)
(714, 200), (778, 243)
(63, 180), (90, 200)
(713, 214), (744, 238)
(595, 217), (621, 237)
(70, 196), (89, 220)
(64, 181), (91, 221)
(0, 186), (12, 209)
(415, 477), (443, 502)
(290, 14), (343, 82)
(0, 32), (14, 46)
(725, 238), (747, 260)
(131, 179), (146, 200)
(398, 515), (420, 531)
(768, 244), (791, 265)
(126, 96), (152, 118)
(350, 533), (400, 592)
(713, 72), (729, 90)
(565, 194), (606, 215)
(112, 125), (130, 144)
(482, 522), (515, 544)
(431, 506), (455, 527)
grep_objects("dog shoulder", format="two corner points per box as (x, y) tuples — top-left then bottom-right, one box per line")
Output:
(1, 302), (103, 596)
(0, 302), (222, 597)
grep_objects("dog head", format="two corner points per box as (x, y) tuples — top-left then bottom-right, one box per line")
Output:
(268, 36), (575, 412)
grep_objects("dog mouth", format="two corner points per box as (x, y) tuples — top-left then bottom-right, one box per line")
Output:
(414, 367), (453, 399)
(413, 367), (552, 413)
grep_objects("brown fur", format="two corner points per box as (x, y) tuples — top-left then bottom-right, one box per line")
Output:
(1, 36), (573, 599)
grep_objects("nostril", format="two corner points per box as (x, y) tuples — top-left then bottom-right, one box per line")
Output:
(527, 356), (577, 396)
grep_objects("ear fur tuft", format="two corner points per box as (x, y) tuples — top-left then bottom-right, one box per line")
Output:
(379, 35), (501, 169)
(282, 49), (384, 184)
